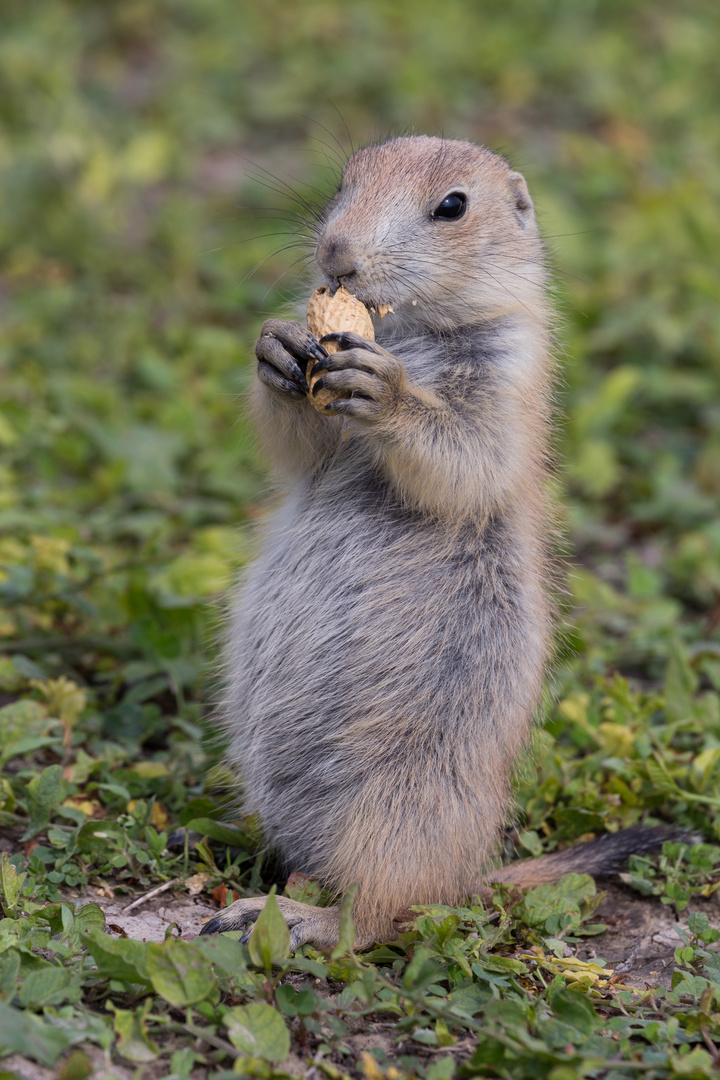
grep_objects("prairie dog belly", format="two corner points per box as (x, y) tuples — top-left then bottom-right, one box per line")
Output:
(223, 471), (539, 871)
(226, 474), (454, 728)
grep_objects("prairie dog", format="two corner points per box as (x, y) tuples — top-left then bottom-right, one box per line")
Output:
(203, 135), (556, 949)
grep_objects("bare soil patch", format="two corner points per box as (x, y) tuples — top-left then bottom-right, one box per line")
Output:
(576, 881), (720, 988)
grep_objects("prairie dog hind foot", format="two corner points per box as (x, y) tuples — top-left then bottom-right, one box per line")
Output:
(199, 894), (342, 952)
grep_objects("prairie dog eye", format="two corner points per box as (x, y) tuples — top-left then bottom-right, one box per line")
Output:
(432, 192), (467, 220)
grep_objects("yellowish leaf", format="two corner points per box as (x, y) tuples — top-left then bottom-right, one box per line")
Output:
(129, 762), (169, 779)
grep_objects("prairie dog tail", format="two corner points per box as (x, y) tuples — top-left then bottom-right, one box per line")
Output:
(483, 825), (700, 890)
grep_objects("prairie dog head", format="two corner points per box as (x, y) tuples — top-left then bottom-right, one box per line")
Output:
(314, 136), (546, 333)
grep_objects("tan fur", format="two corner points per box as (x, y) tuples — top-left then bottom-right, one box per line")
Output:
(202, 136), (558, 950)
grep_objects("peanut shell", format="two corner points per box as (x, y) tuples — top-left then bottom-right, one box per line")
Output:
(306, 286), (374, 411)
(306, 285), (375, 349)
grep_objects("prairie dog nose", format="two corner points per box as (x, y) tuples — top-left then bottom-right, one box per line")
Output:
(316, 233), (358, 281)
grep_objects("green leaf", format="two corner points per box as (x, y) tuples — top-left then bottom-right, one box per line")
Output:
(61, 903), (74, 933)
(22, 763), (64, 840)
(0, 853), (26, 911)
(330, 883), (357, 960)
(28, 902), (65, 936)
(19, 965), (79, 1008)
(177, 798), (218, 825)
(284, 871), (323, 906)
(285, 954), (328, 979)
(447, 984), (492, 1016)
(75, 820), (127, 854)
(223, 1002), (290, 1062)
(475, 954), (529, 974)
(184, 818), (252, 847)
(82, 929), (151, 987)
(664, 641), (697, 721)
(426, 1059), (456, 1080)
(55, 1049), (94, 1080)
(72, 903), (105, 940)
(0, 699), (54, 767)
(0, 1001), (71, 1066)
(646, 756), (682, 797)
(688, 912), (711, 937)
(403, 946), (442, 993)
(0, 951), (20, 1001)
(549, 987), (598, 1037)
(412, 1027), (439, 1046)
(667, 1047), (715, 1075)
(111, 1002), (160, 1064)
(294, 988), (319, 1016)
(275, 984), (300, 1017)
(517, 873), (598, 934)
(193, 934), (249, 978)
(247, 888), (290, 970)
(146, 939), (216, 1006)
(518, 829), (544, 857)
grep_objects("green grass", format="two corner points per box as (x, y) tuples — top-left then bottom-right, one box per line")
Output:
(1, 0), (720, 1076)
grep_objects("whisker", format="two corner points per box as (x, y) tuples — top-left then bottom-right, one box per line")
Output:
(236, 243), (316, 290)
(200, 235), (311, 259)
(487, 251), (590, 287)
(260, 252), (317, 301)
(297, 117), (348, 172)
(490, 229), (602, 243)
(477, 265), (536, 316)
(244, 158), (336, 212)
(311, 100), (355, 159)
(242, 165), (327, 226)
(243, 183), (323, 227)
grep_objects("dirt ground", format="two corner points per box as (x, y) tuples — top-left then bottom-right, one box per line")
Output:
(577, 881), (719, 988)
(84, 882), (219, 942)
(3, 883), (718, 1080)
(83, 878), (719, 991)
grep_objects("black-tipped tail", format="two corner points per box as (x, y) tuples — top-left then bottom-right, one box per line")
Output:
(488, 825), (700, 888)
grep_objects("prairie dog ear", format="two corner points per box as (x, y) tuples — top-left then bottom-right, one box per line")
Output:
(509, 171), (534, 224)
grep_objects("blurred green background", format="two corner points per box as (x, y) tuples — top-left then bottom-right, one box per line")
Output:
(1, 0), (719, 778)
